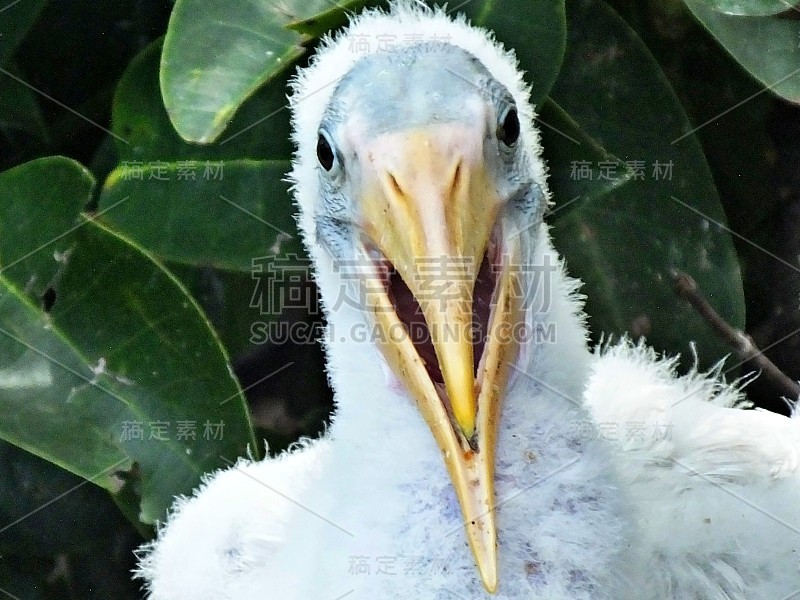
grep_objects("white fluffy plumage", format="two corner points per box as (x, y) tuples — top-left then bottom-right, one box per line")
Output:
(136, 3), (800, 598)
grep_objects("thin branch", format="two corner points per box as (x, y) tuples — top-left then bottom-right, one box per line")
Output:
(671, 269), (800, 401)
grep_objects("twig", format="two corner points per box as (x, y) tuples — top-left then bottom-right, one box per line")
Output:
(671, 269), (800, 401)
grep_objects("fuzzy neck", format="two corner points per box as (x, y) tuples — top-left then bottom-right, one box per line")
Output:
(299, 224), (634, 598)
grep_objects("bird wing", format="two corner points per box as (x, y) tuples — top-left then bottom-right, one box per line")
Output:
(583, 341), (800, 599)
(135, 438), (330, 600)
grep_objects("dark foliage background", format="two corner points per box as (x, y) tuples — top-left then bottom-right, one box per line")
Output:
(0, 0), (798, 597)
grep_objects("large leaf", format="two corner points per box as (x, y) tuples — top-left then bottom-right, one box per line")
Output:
(0, 157), (257, 524)
(604, 0), (784, 339)
(539, 97), (632, 217)
(619, 0), (779, 240)
(99, 159), (301, 272)
(161, 0), (566, 144)
(431, 0), (567, 105)
(0, 63), (47, 140)
(693, 0), (800, 16)
(550, 0), (745, 369)
(114, 39), (293, 161)
(0, 156), (93, 300)
(161, 0), (305, 142)
(0, 0), (48, 66)
(283, 0), (371, 36)
(167, 261), (316, 362)
(683, 0), (800, 103)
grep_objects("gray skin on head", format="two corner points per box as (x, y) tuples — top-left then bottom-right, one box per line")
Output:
(312, 42), (545, 264)
(323, 42), (512, 136)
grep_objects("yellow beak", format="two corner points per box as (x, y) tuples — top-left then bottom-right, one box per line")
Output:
(356, 124), (523, 593)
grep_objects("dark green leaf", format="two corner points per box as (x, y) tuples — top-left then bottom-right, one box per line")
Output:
(0, 157), (93, 300)
(550, 0), (745, 369)
(0, 223), (257, 524)
(168, 262), (293, 360)
(284, 0), (371, 36)
(609, 0), (779, 240)
(98, 159), (302, 272)
(0, 0), (47, 66)
(161, 0), (305, 142)
(539, 97), (632, 217)
(0, 158), (257, 524)
(683, 0), (800, 103)
(693, 0), (799, 16)
(0, 64), (47, 140)
(114, 39), (293, 161)
(434, 0), (567, 105)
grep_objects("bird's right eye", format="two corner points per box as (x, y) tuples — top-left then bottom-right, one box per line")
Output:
(497, 106), (520, 147)
(317, 131), (336, 171)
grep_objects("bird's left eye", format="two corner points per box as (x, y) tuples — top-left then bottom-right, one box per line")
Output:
(317, 131), (336, 171)
(497, 106), (520, 147)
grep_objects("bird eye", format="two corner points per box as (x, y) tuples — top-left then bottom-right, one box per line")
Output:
(316, 131), (336, 171)
(497, 106), (520, 147)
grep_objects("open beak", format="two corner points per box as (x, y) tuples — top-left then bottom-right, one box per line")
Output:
(355, 124), (523, 593)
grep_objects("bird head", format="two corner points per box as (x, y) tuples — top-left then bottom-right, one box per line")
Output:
(290, 4), (548, 593)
